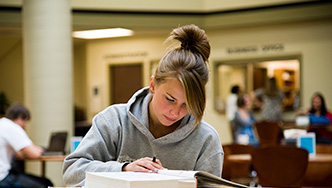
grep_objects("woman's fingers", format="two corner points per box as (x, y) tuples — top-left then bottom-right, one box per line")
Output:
(152, 158), (164, 169)
(123, 157), (164, 172)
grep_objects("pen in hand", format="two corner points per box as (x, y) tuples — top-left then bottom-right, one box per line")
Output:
(151, 155), (159, 173)
(151, 155), (166, 172)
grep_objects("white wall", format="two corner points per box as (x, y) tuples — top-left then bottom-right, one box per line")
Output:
(85, 36), (166, 118)
(0, 37), (24, 103)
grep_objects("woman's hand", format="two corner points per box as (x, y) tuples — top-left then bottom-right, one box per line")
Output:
(122, 157), (164, 173)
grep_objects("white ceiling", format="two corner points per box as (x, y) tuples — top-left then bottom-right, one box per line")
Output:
(0, 0), (315, 12)
(0, 0), (331, 39)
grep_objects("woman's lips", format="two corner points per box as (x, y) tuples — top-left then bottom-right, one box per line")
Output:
(164, 115), (176, 122)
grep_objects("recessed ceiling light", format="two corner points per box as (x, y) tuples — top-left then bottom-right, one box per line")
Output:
(72, 28), (134, 39)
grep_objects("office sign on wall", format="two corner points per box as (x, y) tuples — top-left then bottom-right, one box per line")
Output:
(226, 43), (284, 55)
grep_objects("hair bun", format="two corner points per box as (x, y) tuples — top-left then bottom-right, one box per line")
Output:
(170, 24), (210, 62)
(181, 40), (196, 51)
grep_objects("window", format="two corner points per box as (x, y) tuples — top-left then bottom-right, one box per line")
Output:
(213, 55), (301, 113)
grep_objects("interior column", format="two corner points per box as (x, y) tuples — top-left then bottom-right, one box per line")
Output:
(22, 0), (72, 184)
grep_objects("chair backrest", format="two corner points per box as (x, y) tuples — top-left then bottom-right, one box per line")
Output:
(255, 120), (283, 146)
(251, 146), (309, 188)
(222, 144), (255, 180)
(223, 144), (256, 155)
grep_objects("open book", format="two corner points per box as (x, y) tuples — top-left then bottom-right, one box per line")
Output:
(85, 170), (248, 188)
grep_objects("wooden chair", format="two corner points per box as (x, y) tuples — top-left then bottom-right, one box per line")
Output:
(222, 144), (256, 185)
(251, 146), (309, 188)
(255, 120), (283, 146)
(223, 144), (256, 155)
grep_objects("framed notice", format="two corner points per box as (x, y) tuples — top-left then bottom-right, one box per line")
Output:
(297, 132), (316, 157)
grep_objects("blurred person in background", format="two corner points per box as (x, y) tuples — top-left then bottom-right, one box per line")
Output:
(297, 92), (332, 144)
(255, 77), (284, 122)
(226, 85), (240, 142)
(0, 103), (53, 188)
(233, 93), (259, 146)
(226, 85), (240, 121)
(307, 92), (332, 125)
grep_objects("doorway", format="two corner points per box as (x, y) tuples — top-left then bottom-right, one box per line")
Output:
(109, 63), (143, 104)
(214, 55), (301, 113)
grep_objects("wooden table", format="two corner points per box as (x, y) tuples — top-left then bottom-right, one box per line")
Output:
(227, 153), (332, 187)
(227, 153), (332, 163)
(280, 122), (332, 132)
(35, 155), (67, 177)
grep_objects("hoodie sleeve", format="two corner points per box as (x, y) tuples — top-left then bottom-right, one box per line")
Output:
(62, 108), (125, 186)
(194, 123), (224, 177)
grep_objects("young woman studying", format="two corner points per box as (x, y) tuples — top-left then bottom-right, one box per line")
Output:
(62, 25), (223, 186)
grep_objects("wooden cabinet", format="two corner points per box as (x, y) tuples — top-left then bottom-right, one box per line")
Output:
(274, 69), (297, 110)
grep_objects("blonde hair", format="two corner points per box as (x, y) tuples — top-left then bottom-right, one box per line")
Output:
(154, 24), (210, 124)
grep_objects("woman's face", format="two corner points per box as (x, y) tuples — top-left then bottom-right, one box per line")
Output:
(244, 95), (251, 108)
(312, 95), (322, 111)
(149, 77), (188, 126)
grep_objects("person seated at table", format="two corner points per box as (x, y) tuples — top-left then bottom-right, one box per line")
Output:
(297, 92), (332, 125)
(308, 92), (332, 125)
(232, 93), (259, 146)
(297, 92), (332, 144)
(0, 103), (53, 188)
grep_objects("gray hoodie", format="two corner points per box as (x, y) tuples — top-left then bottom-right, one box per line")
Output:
(62, 87), (223, 186)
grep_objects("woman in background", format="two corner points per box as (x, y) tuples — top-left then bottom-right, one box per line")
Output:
(307, 92), (332, 125)
(306, 92), (332, 144)
(297, 92), (332, 144)
(233, 93), (259, 146)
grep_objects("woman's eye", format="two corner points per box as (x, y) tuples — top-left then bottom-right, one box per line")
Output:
(166, 97), (175, 102)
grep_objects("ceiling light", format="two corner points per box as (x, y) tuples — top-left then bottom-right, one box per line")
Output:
(72, 28), (134, 39)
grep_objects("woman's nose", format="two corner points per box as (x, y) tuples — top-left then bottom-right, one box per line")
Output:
(170, 106), (181, 116)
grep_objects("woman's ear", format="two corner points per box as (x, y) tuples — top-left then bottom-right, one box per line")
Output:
(149, 76), (155, 93)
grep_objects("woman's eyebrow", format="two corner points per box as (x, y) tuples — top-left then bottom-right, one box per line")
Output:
(166, 92), (177, 100)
